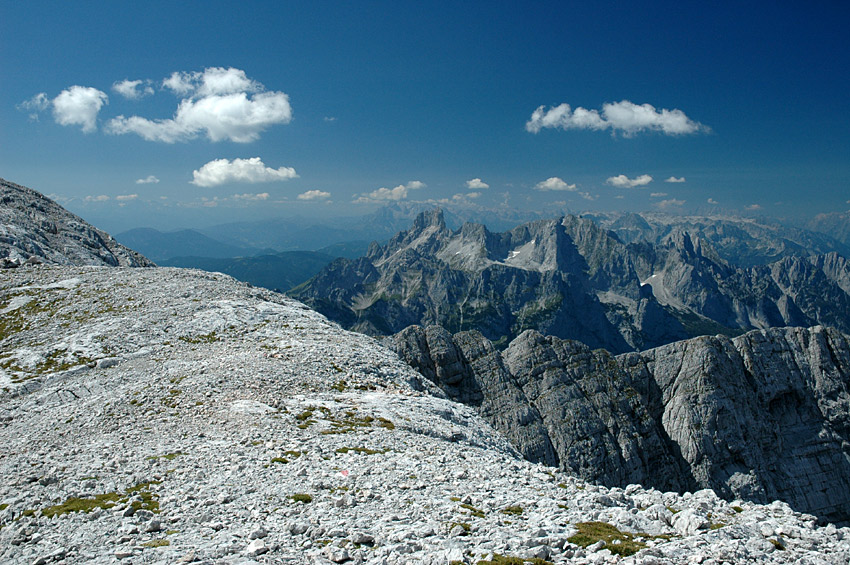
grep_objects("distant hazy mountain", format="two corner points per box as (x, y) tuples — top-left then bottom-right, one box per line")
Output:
(808, 211), (850, 247)
(292, 209), (850, 353)
(0, 178), (152, 267)
(160, 250), (335, 292)
(591, 211), (850, 268)
(115, 227), (262, 262)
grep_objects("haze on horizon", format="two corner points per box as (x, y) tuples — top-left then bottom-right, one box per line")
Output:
(1, 1), (848, 234)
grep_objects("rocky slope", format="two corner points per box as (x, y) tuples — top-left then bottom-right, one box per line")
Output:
(389, 324), (850, 526)
(0, 178), (153, 268)
(2, 265), (850, 564)
(293, 209), (850, 353)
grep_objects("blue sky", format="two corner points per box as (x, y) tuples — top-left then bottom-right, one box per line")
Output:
(2, 1), (848, 232)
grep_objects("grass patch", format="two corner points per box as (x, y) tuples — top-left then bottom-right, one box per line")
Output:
(335, 446), (387, 455)
(178, 331), (217, 344)
(290, 493), (313, 504)
(567, 522), (647, 557)
(477, 555), (553, 565)
(147, 452), (183, 462)
(460, 503), (485, 518)
(500, 505), (523, 516)
(448, 522), (470, 535)
(141, 539), (170, 548)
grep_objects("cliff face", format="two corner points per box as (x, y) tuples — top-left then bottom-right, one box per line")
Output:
(294, 209), (850, 354)
(389, 325), (850, 525)
(0, 178), (153, 267)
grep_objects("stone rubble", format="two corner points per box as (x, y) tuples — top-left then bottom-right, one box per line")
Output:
(1, 265), (849, 563)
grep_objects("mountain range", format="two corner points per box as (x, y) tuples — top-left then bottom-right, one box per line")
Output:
(292, 209), (850, 353)
(4, 178), (850, 562)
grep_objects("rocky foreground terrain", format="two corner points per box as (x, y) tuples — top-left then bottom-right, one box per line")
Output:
(2, 265), (850, 564)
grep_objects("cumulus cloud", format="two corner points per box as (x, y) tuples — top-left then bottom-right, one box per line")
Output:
(17, 93), (50, 120)
(231, 192), (270, 201)
(116, 194), (138, 201)
(85, 195), (110, 202)
(20, 86), (109, 132)
(298, 190), (331, 201)
(355, 180), (425, 202)
(190, 157), (298, 187)
(136, 175), (160, 184)
(658, 198), (686, 208)
(526, 100), (708, 137)
(465, 178), (489, 190)
(534, 177), (576, 191)
(606, 174), (653, 188)
(650, 192), (668, 198)
(707, 198), (719, 205)
(108, 67), (292, 143)
(578, 192), (598, 201)
(113, 79), (154, 100)
(665, 176), (686, 183)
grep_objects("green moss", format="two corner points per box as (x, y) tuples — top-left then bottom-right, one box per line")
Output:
(377, 417), (395, 430)
(732, 506), (744, 513)
(500, 505), (523, 516)
(448, 521), (471, 535)
(0, 503), (7, 511)
(295, 410), (314, 421)
(331, 380), (347, 391)
(271, 457), (289, 464)
(567, 522), (647, 557)
(769, 538), (785, 550)
(291, 493), (313, 504)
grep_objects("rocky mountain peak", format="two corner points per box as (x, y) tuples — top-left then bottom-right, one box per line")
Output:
(0, 178), (153, 267)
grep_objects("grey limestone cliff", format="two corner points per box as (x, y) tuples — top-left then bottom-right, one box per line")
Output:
(0, 178), (153, 267)
(389, 324), (850, 525)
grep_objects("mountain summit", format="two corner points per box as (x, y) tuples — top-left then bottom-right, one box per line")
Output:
(0, 178), (152, 267)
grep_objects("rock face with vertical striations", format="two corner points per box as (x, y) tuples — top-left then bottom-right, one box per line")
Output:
(0, 178), (153, 267)
(389, 324), (850, 525)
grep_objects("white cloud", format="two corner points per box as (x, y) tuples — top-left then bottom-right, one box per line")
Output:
(746, 204), (762, 211)
(190, 157), (298, 187)
(526, 100), (708, 137)
(578, 192), (598, 201)
(231, 192), (270, 201)
(298, 190), (331, 201)
(40, 86), (108, 133)
(85, 194), (110, 202)
(606, 174), (653, 188)
(658, 198), (686, 208)
(465, 178), (489, 190)
(135, 175), (160, 184)
(707, 198), (718, 205)
(108, 67), (291, 143)
(534, 177), (576, 191)
(665, 176), (686, 183)
(650, 192), (668, 198)
(116, 194), (138, 201)
(324, 116), (337, 122)
(18, 93), (50, 120)
(113, 79), (154, 100)
(163, 67), (261, 98)
(355, 180), (425, 202)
